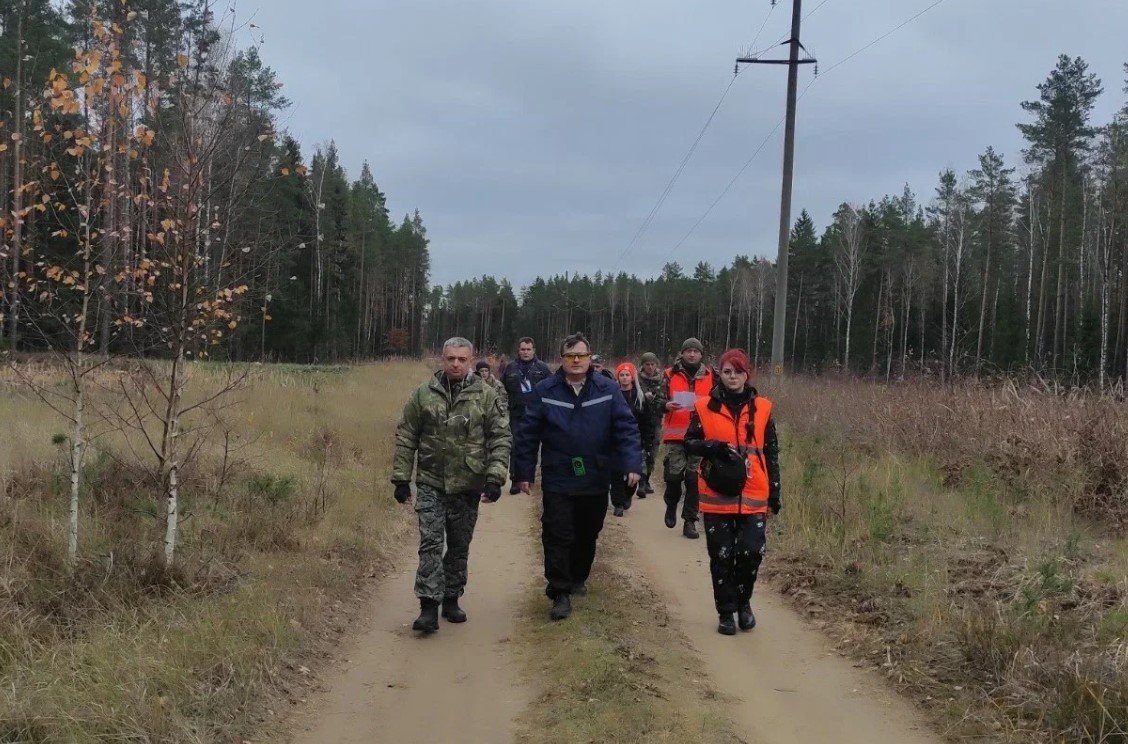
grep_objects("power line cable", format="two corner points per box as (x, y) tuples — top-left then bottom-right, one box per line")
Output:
(655, 0), (952, 262)
(743, 1), (777, 57)
(802, 0), (833, 23)
(617, 72), (742, 262)
(619, 2), (790, 263)
(814, 0), (948, 79)
(662, 117), (785, 261)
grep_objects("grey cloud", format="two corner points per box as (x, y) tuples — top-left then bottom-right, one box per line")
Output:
(255, 0), (1128, 287)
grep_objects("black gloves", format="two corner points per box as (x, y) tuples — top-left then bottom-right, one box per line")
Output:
(769, 494), (782, 515)
(703, 440), (742, 463)
(481, 482), (502, 503)
(702, 440), (728, 455)
(393, 482), (412, 504)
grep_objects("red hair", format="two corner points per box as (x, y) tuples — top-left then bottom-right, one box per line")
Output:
(718, 348), (751, 377)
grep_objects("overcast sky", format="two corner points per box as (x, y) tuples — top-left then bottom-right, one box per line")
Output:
(248, 0), (1128, 289)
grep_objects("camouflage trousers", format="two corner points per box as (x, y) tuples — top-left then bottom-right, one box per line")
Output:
(662, 441), (702, 482)
(414, 484), (481, 602)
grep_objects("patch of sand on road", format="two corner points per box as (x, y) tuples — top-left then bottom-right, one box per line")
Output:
(289, 496), (537, 744)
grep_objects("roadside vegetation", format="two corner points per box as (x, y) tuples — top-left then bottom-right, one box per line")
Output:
(0, 360), (424, 742)
(769, 376), (1128, 743)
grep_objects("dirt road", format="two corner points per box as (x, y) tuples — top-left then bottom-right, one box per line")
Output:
(290, 495), (536, 744)
(293, 490), (942, 744)
(616, 496), (941, 744)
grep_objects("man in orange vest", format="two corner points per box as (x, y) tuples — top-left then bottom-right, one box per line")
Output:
(661, 337), (715, 539)
(684, 348), (781, 635)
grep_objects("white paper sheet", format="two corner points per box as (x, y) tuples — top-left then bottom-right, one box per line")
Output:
(672, 391), (697, 409)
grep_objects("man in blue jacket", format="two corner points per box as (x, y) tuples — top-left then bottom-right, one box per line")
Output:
(514, 332), (644, 621)
(501, 337), (552, 493)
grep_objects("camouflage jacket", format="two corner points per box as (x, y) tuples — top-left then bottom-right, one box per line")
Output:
(483, 376), (509, 411)
(638, 371), (667, 427)
(392, 371), (512, 493)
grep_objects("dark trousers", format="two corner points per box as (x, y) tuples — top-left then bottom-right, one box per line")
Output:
(541, 491), (609, 598)
(507, 406), (526, 480)
(703, 512), (767, 614)
(663, 476), (700, 522)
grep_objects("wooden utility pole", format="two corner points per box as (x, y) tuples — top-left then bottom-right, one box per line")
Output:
(737, 0), (815, 377)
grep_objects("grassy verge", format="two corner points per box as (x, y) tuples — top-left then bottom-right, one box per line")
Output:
(513, 523), (738, 744)
(0, 360), (427, 742)
(764, 377), (1128, 743)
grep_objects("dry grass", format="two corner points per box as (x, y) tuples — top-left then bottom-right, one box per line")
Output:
(514, 522), (739, 744)
(773, 376), (1128, 525)
(0, 359), (429, 742)
(762, 376), (1128, 743)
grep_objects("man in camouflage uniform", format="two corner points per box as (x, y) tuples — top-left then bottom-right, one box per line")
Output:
(392, 337), (511, 634)
(637, 352), (667, 496)
(661, 338), (715, 540)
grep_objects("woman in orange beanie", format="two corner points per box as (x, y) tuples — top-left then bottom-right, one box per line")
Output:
(610, 362), (650, 517)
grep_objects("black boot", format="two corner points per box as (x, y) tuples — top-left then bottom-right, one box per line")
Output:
(682, 520), (699, 539)
(613, 506), (625, 517)
(550, 594), (572, 621)
(738, 603), (756, 631)
(717, 613), (737, 635)
(573, 583), (588, 596)
(509, 484), (521, 495)
(441, 596), (467, 623)
(412, 599), (439, 634)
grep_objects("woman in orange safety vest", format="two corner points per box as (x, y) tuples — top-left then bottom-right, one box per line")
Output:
(683, 348), (781, 636)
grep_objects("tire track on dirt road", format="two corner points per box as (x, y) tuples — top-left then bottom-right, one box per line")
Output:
(615, 498), (942, 744)
(289, 496), (536, 744)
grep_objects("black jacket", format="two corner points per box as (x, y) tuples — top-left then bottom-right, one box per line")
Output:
(618, 383), (657, 443)
(501, 358), (552, 412)
(684, 386), (781, 501)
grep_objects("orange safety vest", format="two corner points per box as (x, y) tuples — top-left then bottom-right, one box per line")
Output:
(694, 394), (772, 515)
(662, 366), (714, 442)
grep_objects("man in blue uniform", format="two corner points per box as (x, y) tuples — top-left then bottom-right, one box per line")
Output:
(513, 332), (644, 621)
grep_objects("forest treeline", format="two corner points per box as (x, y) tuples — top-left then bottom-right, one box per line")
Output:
(3, 2), (1127, 386)
(430, 57), (1128, 387)
(0, 0), (430, 363)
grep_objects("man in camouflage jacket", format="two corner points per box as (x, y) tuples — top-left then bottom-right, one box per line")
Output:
(392, 337), (511, 633)
(637, 352), (667, 495)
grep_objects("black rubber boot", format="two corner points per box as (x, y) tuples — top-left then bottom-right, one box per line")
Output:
(441, 596), (467, 623)
(738, 603), (756, 631)
(682, 520), (699, 540)
(573, 583), (588, 596)
(717, 613), (737, 635)
(509, 484), (521, 495)
(613, 506), (625, 517)
(412, 599), (439, 634)
(550, 594), (572, 621)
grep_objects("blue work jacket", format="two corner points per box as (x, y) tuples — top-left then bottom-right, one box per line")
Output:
(513, 369), (644, 495)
